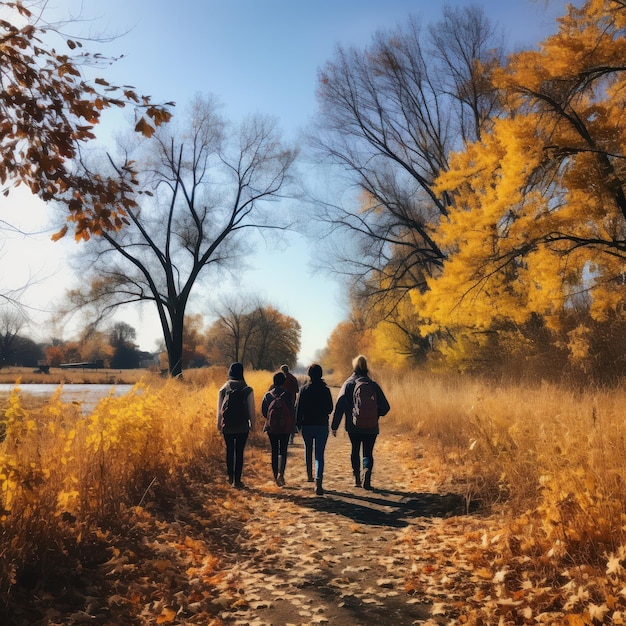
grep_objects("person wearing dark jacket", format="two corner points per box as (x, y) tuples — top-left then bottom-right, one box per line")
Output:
(217, 362), (255, 488)
(262, 371), (295, 487)
(331, 355), (390, 490)
(295, 363), (334, 495)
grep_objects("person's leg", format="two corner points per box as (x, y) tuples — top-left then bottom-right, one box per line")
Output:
(314, 425), (329, 495)
(362, 434), (378, 490)
(223, 433), (235, 484)
(278, 434), (290, 479)
(233, 432), (249, 487)
(348, 433), (362, 487)
(268, 434), (279, 481)
(301, 426), (314, 481)
(313, 425), (329, 480)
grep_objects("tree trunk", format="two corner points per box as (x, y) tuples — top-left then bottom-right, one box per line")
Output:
(168, 312), (185, 378)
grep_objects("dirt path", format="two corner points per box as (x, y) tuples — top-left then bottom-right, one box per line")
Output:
(212, 427), (468, 626)
(1, 415), (475, 625)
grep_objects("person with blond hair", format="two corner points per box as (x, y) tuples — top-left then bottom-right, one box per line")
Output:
(331, 355), (390, 490)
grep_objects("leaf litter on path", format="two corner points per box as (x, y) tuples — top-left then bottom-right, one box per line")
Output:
(211, 428), (471, 625)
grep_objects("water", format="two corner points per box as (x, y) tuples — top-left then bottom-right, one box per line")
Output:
(0, 384), (136, 414)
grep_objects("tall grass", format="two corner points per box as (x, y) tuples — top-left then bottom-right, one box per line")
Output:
(0, 367), (277, 592)
(384, 370), (626, 562)
(0, 377), (219, 589)
(5, 366), (626, 612)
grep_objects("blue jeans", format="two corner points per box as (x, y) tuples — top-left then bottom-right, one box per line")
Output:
(301, 424), (329, 480)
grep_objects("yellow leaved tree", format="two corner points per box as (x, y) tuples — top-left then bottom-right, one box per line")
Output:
(416, 0), (626, 378)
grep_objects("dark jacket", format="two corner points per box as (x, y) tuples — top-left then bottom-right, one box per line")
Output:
(217, 379), (255, 434)
(331, 372), (390, 435)
(282, 371), (300, 403)
(295, 379), (334, 429)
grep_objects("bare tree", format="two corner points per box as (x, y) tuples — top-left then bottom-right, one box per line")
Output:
(65, 95), (298, 377)
(206, 298), (301, 370)
(0, 306), (27, 367)
(310, 5), (504, 313)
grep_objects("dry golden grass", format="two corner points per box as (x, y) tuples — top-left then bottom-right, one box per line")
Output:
(4, 366), (626, 623)
(0, 375), (224, 589)
(0, 366), (153, 386)
(0, 366), (278, 592)
(384, 370), (626, 559)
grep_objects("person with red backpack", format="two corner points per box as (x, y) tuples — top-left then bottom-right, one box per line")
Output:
(331, 355), (390, 490)
(262, 371), (296, 487)
(217, 362), (255, 489)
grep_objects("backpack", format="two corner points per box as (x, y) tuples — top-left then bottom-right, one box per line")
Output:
(266, 389), (294, 434)
(220, 385), (250, 431)
(351, 377), (379, 429)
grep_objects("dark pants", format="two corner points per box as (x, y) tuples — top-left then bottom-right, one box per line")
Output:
(301, 424), (329, 480)
(348, 432), (378, 474)
(267, 433), (290, 478)
(223, 432), (249, 482)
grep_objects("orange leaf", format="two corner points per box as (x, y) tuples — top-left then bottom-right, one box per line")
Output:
(134, 117), (155, 138)
(51, 225), (68, 241)
(156, 608), (176, 624)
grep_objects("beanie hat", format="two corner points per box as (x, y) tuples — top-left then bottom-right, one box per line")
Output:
(228, 362), (244, 380)
(273, 371), (286, 386)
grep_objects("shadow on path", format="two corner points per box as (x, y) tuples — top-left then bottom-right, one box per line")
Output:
(255, 485), (472, 528)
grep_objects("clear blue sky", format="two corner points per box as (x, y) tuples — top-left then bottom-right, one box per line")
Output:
(2, 0), (571, 364)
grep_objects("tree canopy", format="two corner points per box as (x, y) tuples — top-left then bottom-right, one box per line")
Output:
(317, 0), (626, 381)
(0, 1), (172, 239)
(64, 95), (298, 377)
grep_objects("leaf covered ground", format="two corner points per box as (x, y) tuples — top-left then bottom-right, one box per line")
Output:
(4, 422), (625, 625)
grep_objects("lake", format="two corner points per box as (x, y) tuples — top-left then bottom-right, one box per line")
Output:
(0, 384), (136, 414)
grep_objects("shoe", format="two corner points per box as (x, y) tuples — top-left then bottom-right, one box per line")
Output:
(363, 469), (372, 490)
(354, 471), (361, 488)
(233, 480), (245, 489)
(276, 474), (285, 487)
(315, 479), (324, 496)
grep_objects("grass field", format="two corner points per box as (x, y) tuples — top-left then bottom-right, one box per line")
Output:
(2, 367), (626, 622)
(0, 366), (153, 386)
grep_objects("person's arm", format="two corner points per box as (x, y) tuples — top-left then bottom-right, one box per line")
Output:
(295, 387), (304, 430)
(217, 388), (224, 432)
(323, 386), (334, 416)
(247, 389), (255, 430)
(261, 390), (272, 419)
(375, 383), (391, 417)
(331, 382), (348, 434)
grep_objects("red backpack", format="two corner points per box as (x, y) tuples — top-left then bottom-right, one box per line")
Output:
(265, 390), (294, 434)
(351, 377), (379, 429)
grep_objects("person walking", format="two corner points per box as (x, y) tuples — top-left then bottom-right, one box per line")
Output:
(331, 355), (390, 490)
(281, 364), (300, 443)
(217, 362), (255, 489)
(295, 363), (333, 496)
(262, 371), (295, 486)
